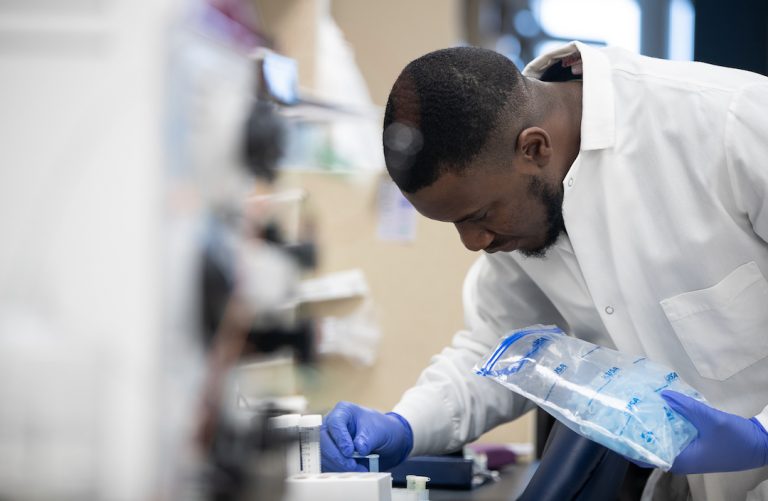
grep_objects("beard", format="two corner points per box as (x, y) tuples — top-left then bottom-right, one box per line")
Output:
(519, 175), (566, 258)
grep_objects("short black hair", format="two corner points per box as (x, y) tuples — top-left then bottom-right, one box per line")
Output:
(383, 46), (528, 193)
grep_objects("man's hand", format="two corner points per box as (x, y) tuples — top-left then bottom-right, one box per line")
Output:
(321, 401), (413, 472)
(662, 390), (768, 474)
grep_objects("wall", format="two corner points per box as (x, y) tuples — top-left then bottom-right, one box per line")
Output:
(330, 0), (464, 106)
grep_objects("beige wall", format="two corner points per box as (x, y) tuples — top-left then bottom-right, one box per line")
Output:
(330, 0), (463, 106)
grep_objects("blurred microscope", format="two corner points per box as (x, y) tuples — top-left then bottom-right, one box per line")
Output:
(192, 50), (321, 501)
(166, 2), (385, 499)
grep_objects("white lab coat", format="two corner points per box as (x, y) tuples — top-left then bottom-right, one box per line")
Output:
(392, 42), (768, 500)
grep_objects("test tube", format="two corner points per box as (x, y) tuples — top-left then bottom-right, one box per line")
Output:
(406, 475), (430, 501)
(299, 414), (322, 474)
(351, 453), (380, 472)
(269, 413), (302, 476)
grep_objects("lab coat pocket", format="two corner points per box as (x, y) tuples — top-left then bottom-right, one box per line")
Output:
(660, 261), (768, 380)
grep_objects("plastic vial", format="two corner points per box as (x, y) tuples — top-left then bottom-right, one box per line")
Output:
(406, 475), (430, 501)
(299, 414), (322, 474)
(351, 452), (380, 472)
(269, 413), (302, 476)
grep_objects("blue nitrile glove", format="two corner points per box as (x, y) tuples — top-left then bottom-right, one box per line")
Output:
(321, 401), (413, 472)
(661, 390), (768, 474)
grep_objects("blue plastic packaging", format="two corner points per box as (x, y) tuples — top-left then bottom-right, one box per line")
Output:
(474, 325), (704, 470)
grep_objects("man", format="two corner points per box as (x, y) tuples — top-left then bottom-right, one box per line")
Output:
(322, 41), (768, 499)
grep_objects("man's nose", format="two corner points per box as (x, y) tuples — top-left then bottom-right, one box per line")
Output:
(455, 222), (495, 252)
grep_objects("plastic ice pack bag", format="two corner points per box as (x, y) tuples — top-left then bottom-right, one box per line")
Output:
(474, 325), (705, 470)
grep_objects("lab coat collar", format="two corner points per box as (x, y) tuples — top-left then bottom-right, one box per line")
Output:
(523, 41), (615, 151)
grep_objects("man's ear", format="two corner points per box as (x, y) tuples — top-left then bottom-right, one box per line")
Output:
(517, 127), (552, 169)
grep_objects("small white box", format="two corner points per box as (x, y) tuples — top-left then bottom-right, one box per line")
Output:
(284, 472), (392, 501)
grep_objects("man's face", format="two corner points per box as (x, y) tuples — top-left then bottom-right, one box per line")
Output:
(403, 157), (565, 257)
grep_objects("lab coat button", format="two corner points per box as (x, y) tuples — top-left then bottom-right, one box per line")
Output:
(605, 306), (615, 315)
(567, 178), (574, 187)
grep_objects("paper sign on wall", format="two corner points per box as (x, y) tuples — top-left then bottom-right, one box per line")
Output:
(376, 178), (416, 242)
